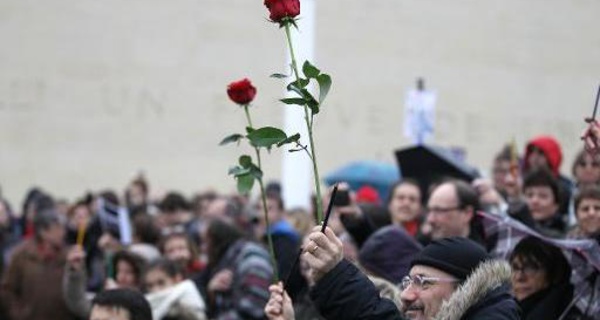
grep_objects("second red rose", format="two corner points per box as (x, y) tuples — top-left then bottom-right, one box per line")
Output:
(227, 78), (257, 105)
(264, 0), (300, 23)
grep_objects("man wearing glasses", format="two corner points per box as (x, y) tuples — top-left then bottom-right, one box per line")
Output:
(424, 180), (489, 248)
(265, 234), (518, 320)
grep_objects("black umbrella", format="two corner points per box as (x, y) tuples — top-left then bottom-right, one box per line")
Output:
(394, 145), (480, 195)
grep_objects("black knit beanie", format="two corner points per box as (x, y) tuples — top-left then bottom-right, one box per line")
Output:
(410, 237), (490, 280)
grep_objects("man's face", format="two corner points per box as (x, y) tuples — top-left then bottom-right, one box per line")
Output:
(388, 183), (422, 224)
(425, 183), (472, 239)
(89, 305), (130, 320)
(41, 223), (66, 248)
(524, 186), (558, 222)
(400, 265), (458, 320)
(492, 160), (511, 192)
(527, 147), (549, 170)
(256, 198), (283, 226)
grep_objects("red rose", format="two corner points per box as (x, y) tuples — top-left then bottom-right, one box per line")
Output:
(264, 0), (300, 23)
(227, 78), (257, 105)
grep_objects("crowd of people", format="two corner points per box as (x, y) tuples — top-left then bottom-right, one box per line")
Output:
(1, 122), (600, 320)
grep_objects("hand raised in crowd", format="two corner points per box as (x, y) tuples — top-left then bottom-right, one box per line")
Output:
(301, 226), (343, 283)
(208, 269), (233, 293)
(331, 183), (362, 219)
(66, 245), (86, 271)
(264, 282), (294, 320)
(582, 118), (600, 153)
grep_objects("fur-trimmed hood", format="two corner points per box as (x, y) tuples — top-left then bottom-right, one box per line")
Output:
(432, 260), (517, 320)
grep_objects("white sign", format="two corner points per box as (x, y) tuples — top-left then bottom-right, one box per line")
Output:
(404, 89), (436, 144)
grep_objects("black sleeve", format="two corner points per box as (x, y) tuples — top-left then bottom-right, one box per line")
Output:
(310, 260), (404, 320)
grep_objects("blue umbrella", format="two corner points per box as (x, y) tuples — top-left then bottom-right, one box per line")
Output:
(324, 160), (401, 201)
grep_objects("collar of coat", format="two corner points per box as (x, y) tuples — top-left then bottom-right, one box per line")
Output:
(431, 259), (511, 320)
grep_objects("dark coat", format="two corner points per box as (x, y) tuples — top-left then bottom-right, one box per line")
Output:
(310, 259), (520, 320)
(0, 240), (78, 320)
(519, 282), (582, 320)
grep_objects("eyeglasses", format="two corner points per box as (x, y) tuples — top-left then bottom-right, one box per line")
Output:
(427, 206), (461, 215)
(511, 263), (542, 276)
(400, 274), (459, 291)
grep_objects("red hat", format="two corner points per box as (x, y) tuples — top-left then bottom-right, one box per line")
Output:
(524, 135), (563, 176)
(356, 185), (381, 205)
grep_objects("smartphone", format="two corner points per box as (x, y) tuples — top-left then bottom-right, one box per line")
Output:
(333, 189), (350, 207)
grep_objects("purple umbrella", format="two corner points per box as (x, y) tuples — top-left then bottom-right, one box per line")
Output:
(478, 211), (600, 319)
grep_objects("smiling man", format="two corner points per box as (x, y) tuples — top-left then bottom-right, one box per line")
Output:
(266, 232), (519, 320)
(397, 238), (516, 320)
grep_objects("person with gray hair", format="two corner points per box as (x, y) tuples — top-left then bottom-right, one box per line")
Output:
(0, 209), (78, 320)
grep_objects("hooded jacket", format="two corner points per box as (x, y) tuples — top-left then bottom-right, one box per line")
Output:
(524, 136), (563, 176)
(524, 135), (573, 216)
(310, 259), (519, 320)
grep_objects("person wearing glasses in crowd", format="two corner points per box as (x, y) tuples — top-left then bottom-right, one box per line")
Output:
(265, 233), (518, 320)
(572, 149), (600, 189)
(423, 180), (489, 249)
(509, 236), (581, 319)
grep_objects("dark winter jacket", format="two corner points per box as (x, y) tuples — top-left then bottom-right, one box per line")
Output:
(519, 282), (580, 320)
(310, 259), (519, 320)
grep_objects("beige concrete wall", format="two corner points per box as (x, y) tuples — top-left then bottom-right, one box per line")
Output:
(1, 0), (599, 205)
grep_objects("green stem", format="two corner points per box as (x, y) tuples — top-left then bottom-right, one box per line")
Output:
(258, 178), (279, 282)
(284, 23), (324, 224)
(243, 105), (254, 128)
(244, 104), (279, 281)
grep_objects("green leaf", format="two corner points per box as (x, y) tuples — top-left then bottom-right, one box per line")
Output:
(248, 164), (263, 180)
(219, 134), (244, 146)
(287, 82), (304, 97)
(246, 127), (255, 134)
(316, 74), (332, 104)
(236, 174), (255, 194)
(280, 98), (306, 106)
(302, 61), (320, 79)
(277, 133), (301, 147)
(228, 165), (251, 177)
(300, 89), (319, 114)
(270, 73), (289, 79)
(247, 127), (287, 148)
(287, 79), (309, 94)
(239, 155), (252, 168)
